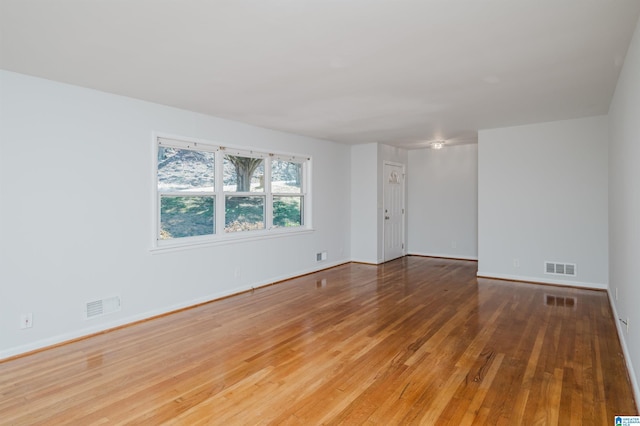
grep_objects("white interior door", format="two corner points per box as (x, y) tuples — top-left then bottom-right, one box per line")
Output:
(383, 163), (405, 262)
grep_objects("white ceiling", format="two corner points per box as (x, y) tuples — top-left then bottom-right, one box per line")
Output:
(1, 1), (639, 149)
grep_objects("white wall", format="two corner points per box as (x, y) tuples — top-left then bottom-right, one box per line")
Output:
(407, 144), (478, 260)
(608, 15), (640, 404)
(0, 71), (351, 359)
(478, 116), (609, 288)
(350, 143), (378, 263)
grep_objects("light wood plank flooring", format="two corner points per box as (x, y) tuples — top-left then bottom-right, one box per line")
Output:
(0, 257), (636, 424)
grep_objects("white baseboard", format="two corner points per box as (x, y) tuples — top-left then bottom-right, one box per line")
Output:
(350, 258), (381, 265)
(607, 288), (640, 408)
(0, 259), (349, 361)
(476, 271), (607, 290)
(408, 251), (478, 261)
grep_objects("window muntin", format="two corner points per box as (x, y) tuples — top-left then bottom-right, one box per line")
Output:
(155, 136), (310, 246)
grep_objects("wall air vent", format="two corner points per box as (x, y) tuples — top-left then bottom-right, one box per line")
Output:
(544, 262), (577, 277)
(85, 296), (121, 319)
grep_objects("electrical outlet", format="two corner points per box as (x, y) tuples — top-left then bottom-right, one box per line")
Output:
(627, 317), (630, 333)
(20, 313), (33, 329)
(616, 287), (619, 301)
(513, 258), (520, 268)
(451, 240), (457, 249)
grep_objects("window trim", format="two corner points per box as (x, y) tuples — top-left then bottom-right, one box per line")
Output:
(151, 133), (313, 253)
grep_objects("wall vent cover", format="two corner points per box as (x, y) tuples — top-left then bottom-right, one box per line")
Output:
(544, 262), (577, 277)
(86, 296), (121, 319)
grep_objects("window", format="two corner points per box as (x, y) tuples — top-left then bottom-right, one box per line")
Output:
(224, 154), (265, 232)
(272, 160), (303, 228)
(157, 146), (216, 240)
(155, 136), (310, 248)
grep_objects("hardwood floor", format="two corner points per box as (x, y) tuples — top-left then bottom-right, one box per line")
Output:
(0, 257), (636, 424)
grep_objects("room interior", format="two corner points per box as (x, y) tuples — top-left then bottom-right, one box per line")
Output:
(1, 0), (640, 421)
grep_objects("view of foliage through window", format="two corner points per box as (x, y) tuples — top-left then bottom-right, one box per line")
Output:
(271, 160), (302, 228)
(160, 197), (215, 239)
(273, 196), (302, 227)
(158, 147), (215, 239)
(225, 196), (265, 231)
(156, 141), (307, 242)
(224, 155), (265, 232)
(224, 155), (264, 192)
(157, 147), (214, 192)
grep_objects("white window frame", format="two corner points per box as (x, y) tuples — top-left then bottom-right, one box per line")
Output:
(151, 133), (313, 253)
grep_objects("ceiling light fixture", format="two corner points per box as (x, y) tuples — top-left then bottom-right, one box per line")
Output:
(430, 141), (445, 150)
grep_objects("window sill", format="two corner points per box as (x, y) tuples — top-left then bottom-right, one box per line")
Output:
(149, 227), (315, 254)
